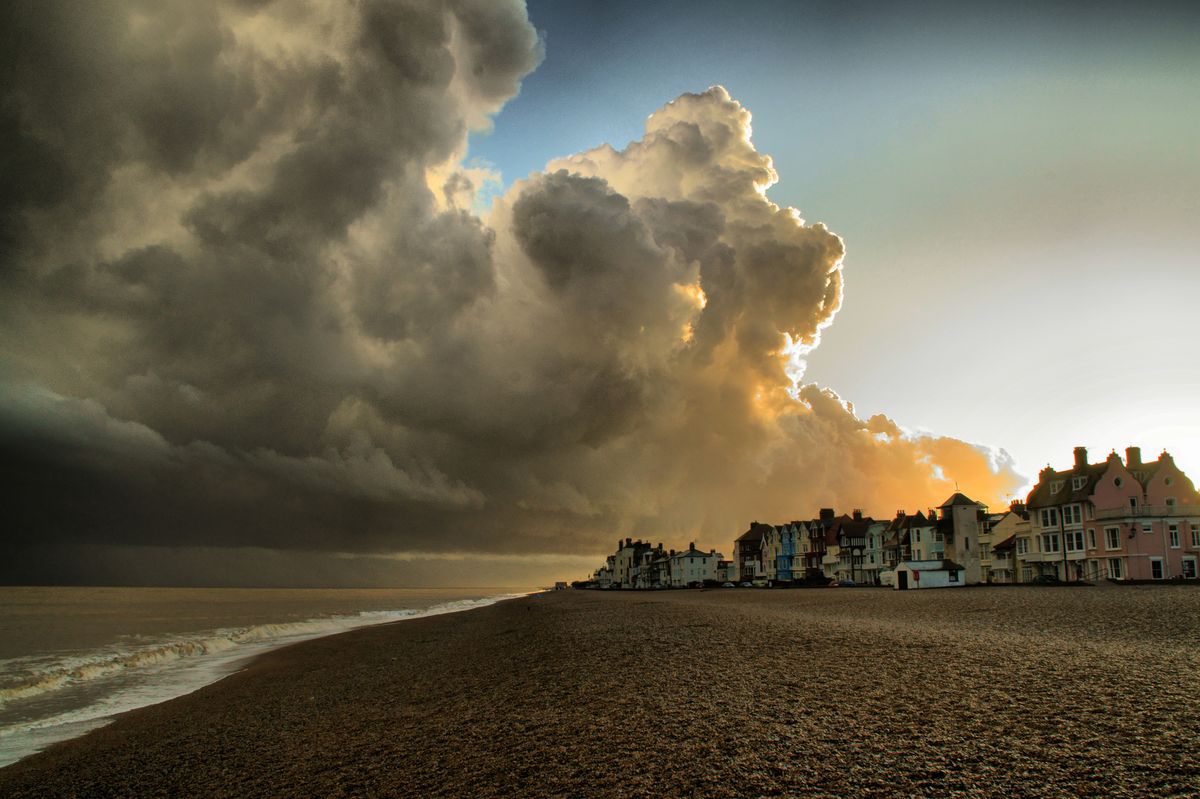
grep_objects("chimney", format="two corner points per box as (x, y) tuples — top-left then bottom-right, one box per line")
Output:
(689, 541), (695, 551)
(820, 508), (835, 522)
(896, 509), (905, 518)
(626, 537), (632, 547)
(853, 509), (863, 521)
(1074, 446), (1088, 471)
(1009, 500), (1025, 512)
(1126, 447), (1141, 469)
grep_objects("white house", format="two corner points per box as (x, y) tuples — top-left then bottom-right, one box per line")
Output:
(893, 559), (966, 590)
(670, 543), (723, 587)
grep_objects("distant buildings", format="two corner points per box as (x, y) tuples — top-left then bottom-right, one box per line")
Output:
(583, 444), (1200, 589)
(594, 538), (726, 589)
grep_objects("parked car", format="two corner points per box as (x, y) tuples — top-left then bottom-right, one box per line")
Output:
(1031, 574), (1062, 584)
(722, 582), (735, 588)
(738, 581), (753, 588)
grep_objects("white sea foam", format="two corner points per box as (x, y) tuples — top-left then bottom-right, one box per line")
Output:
(0, 592), (528, 768)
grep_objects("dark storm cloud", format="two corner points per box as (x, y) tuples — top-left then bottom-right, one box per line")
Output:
(0, 2), (1020, 584)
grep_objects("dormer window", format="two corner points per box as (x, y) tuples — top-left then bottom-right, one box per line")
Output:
(1072, 476), (1087, 490)
(1051, 481), (1064, 495)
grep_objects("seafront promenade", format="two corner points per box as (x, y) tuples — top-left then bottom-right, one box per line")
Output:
(1, 587), (1197, 798)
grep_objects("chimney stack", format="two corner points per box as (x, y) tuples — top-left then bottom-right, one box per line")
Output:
(820, 508), (835, 522)
(1074, 446), (1088, 471)
(853, 509), (863, 521)
(626, 537), (632, 547)
(689, 541), (695, 551)
(1126, 446), (1141, 469)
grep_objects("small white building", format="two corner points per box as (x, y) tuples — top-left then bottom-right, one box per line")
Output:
(893, 559), (966, 590)
(670, 543), (723, 587)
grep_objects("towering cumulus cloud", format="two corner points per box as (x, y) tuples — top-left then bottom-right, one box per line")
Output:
(0, 1), (1021, 584)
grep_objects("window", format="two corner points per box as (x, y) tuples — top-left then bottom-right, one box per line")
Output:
(980, 544), (991, 560)
(1107, 558), (1123, 579)
(1087, 528), (1096, 549)
(1041, 533), (1060, 553)
(1063, 505), (1082, 526)
(1065, 531), (1084, 552)
(949, 570), (959, 583)
(1166, 497), (1176, 507)
(1142, 523), (1154, 535)
(1105, 527), (1121, 551)
(1169, 525), (1180, 548)
(965, 537), (970, 551)
(1085, 504), (1094, 520)
(1114, 477), (1122, 487)
(1040, 508), (1059, 528)
(1051, 481), (1064, 495)
(1016, 538), (1030, 555)
(1183, 558), (1197, 579)
(915, 529), (921, 543)
(1129, 496), (1138, 510)
(1193, 524), (1200, 548)
(1151, 558), (1164, 580)
(1021, 566), (1033, 582)
(1072, 476), (1087, 490)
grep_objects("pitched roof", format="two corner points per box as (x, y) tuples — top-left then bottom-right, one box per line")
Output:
(736, 522), (771, 542)
(1026, 462), (1109, 509)
(992, 535), (1015, 551)
(939, 492), (978, 509)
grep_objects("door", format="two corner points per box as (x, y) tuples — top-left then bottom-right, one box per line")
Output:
(898, 571), (908, 590)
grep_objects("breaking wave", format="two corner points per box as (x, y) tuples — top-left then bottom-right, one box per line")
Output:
(0, 595), (522, 711)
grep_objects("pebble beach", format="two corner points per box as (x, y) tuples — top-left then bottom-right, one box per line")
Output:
(1, 585), (1197, 798)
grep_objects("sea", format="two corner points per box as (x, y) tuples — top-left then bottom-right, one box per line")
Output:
(0, 586), (531, 768)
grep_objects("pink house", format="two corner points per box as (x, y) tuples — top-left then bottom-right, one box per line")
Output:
(1024, 446), (1200, 582)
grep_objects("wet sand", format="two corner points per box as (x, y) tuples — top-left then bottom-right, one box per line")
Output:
(1, 586), (1198, 798)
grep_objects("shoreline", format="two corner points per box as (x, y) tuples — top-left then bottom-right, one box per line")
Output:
(1, 587), (1197, 797)
(0, 590), (533, 770)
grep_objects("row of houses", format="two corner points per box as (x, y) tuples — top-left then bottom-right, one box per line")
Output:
(734, 494), (986, 588)
(588, 445), (1200, 589)
(592, 539), (733, 589)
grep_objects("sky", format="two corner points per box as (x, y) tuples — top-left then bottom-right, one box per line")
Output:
(474, 0), (1200, 486)
(1, 1), (1197, 587)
